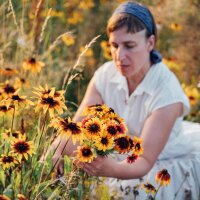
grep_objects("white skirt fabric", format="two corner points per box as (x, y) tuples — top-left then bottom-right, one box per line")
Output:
(103, 121), (200, 200)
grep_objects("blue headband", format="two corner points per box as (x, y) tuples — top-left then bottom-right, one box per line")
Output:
(113, 2), (153, 34)
(113, 1), (162, 64)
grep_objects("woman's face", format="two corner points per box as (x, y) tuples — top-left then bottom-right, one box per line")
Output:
(109, 27), (155, 80)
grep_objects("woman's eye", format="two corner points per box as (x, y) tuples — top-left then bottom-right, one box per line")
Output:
(125, 45), (135, 49)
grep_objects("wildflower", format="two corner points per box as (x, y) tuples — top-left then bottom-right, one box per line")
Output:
(67, 11), (83, 25)
(0, 80), (17, 98)
(76, 145), (96, 163)
(142, 182), (157, 194)
(79, 0), (94, 10)
(83, 117), (102, 139)
(34, 87), (67, 118)
(0, 67), (18, 77)
(156, 169), (171, 186)
(5, 90), (34, 110)
(0, 195), (11, 200)
(95, 133), (114, 152)
(82, 104), (109, 117)
(3, 129), (24, 140)
(127, 153), (138, 164)
(22, 57), (45, 73)
(163, 57), (180, 71)
(33, 85), (65, 100)
(11, 138), (34, 161)
(182, 84), (200, 106)
(170, 22), (182, 31)
(50, 117), (82, 144)
(100, 40), (112, 60)
(114, 136), (131, 154)
(17, 194), (28, 200)
(104, 122), (118, 138)
(0, 153), (18, 170)
(0, 104), (14, 116)
(14, 77), (29, 88)
(62, 34), (75, 46)
(133, 136), (143, 155)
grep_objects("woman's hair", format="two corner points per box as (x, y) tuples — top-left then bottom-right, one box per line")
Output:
(106, 4), (157, 42)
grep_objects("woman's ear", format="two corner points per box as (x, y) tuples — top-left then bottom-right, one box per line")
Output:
(147, 35), (155, 52)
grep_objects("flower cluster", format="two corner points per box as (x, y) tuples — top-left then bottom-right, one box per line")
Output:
(51, 104), (143, 163)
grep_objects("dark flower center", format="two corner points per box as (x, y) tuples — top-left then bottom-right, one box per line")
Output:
(107, 125), (117, 135)
(29, 58), (36, 64)
(2, 156), (14, 163)
(14, 141), (30, 153)
(67, 123), (81, 134)
(88, 123), (100, 133)
(189, 96), (195, 100)
(82, 148), (92, 157)
(135, 143), (141, 150)
(101, 137), (108, 145)
(144, 183), (155, 190)
(116, 137), (129, 149)
(12, 95), (21, 100)
(95, 107), (103, 112)
(4, 85), (15, 94)
(0, 106), (7, 111)
(42, 97), (58, 106)
(5, 68), (12, 71)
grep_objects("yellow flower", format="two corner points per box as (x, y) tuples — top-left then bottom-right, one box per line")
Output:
(142, 182), (157, 194)
(95, 133), (114, 152)
(0, 80), (18, 98)
(22, 57), (45, 73)
(133, 136), (143, 156)
(100, 40), (112, 60)
(163, 58), (180, 71)
(76, 145), (96, 163)
(156, 169), (171, 186)
(170, 22), (182, 31)
(34, 87), (67, 118)
(103, 121), (119, 138)
(182, 84), (200, 106)
(0, 153), (18, 170)
(62, 34), (75, 46)
(11, 138), (35, 161)
(83, 117), (102, 139)
(82, 104), (109, 117)
(114, 136), (131, 154)
(79, 0), (94, 10)
(0, 67), (18, 77)
(67, 11), (83, 25)
(80, 46), (93, 57)
(3, 129), (24, 140)
(14, 77), (29, 89)
(50, 117), (82, 144)
(0, 102), (14, 117)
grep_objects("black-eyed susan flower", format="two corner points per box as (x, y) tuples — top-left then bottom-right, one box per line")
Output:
(0, 153), (18, 170)
(67, 11), (83, 25)
(170, 22), (182, 31)
(133, 136), (143, 155)
(82, 104), (109, 117)
(95, 133), (114, 152)
(127, 153), (138, 164)
(62, 34), (75, 46)
(100, 40), (112, 60)
(0, 195), (11, 200)
(182, 84), (200, 106)
(34, 88), (67, 118)
(14, 77), (29, 89)
(22, 57), (45, 73)
(114, 136), (131, 154)
(17, 194), (28, 200)
(11, 138), (34, 161)
(0, 80), (17, 98)
(50, 117), (82, 144)
(76, 145), (96, 163)
(83, 117), (102, 139)
(5, 90), (34, 110)
(0, 67), (18, 77)
(142, 182), (157, 194)
(104, 122), (118, 138)
(79, 0), (94, 10)
(0, 104), (14, 116)
(156, 169), (171, 186)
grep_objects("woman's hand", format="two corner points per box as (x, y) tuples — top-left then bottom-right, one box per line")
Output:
(75, 155), (119, 177)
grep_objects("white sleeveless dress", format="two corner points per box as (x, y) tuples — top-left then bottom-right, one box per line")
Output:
(94, 61), (200, 200)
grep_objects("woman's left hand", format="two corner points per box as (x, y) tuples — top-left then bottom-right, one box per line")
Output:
(75, 155), (119, 177)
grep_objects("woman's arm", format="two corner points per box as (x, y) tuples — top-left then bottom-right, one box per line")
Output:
(81, 102), (183, 179)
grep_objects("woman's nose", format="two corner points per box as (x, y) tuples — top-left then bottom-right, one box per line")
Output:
(116, 47), (126, 61)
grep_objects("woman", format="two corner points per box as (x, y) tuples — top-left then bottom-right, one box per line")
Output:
(52, 1), (200, 199)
